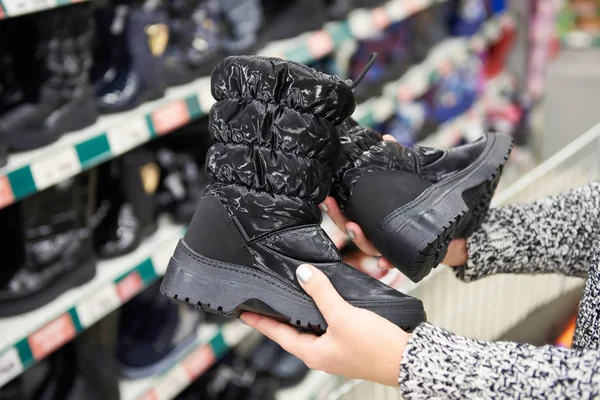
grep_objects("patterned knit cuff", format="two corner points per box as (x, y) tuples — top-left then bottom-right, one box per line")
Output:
(398, 323), (518, 399)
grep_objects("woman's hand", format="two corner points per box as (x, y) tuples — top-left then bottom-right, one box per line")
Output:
(321, 133), (468, 268)
(240, 264), (410, 386)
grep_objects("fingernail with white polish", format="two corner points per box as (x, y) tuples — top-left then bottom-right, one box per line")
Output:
(296, 264), (314, 283)
(320, 203), (328, 212)
(346, 228), (356, 240)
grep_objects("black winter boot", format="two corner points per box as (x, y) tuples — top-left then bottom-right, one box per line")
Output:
(0, 174), (97, 317)
(0, 5), (97, 151)
(94, 1), (168, 113)
(94, 149), (159, 258)
(333, 119), (512, 282)
(160, 56), (426, 333)
(163, 0), (222, 86)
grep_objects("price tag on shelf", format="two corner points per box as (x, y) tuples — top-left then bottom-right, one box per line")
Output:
(76, 285), (121, 328)
(348, 9), (377, 39)
(28, 314), (77, 360)
(150, 101), (190, 135)
(30, 148), (81, 191)
(116, 271), (143, 303)
(307, 30), (334, 59)
(0, 176), (15, 209)
(138, 391), (159, 400)
(384, 0), (408, 21)
(106, 118), (151, 156)
(182, 345), (215, 381)
(0, 348), (23, 388)
(371, 7), (391, 31)
(154, 366), (190, 400)
(2, 0), (55, 17)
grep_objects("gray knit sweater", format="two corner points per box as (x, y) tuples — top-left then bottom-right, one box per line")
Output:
(398, 183), (600, 399)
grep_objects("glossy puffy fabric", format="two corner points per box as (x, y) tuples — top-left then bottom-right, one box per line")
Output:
(206, 56), (356, 239)
(333, 119), (426, 211)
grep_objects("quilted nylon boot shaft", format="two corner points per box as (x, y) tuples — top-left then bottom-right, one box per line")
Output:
(205, 56), (356, 240)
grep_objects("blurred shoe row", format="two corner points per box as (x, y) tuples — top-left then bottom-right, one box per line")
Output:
(0, 0), (508, 167)
(0, 120), (212, 317)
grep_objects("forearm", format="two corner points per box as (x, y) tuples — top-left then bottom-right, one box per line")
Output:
(399, 323), (600, 399)
(454, 182), (600, 281)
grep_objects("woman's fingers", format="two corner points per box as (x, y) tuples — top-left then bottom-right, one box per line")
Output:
(240, 312), (317, 357)
(321, 196), (349, 232)
(345, 222), (382, 257)
(377, 256), (395, 270)
(382, 134), (398, 143)
(296, 264), (352, 323)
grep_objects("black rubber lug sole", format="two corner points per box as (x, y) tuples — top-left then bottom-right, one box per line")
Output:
(377, 133), (513, 283)
(160, 241), (424, 334)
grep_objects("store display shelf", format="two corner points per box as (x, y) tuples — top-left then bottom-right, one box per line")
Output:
(0, 218), (184, 388)
(120, 322), (252, 400)
(0, 0), (440, 211)
(257, 0), (439, 63)
(354, 13), (513, 128)
(277, 370), (337, 400)
(0, 0), (87, 19)
(420, 71), (515, 148)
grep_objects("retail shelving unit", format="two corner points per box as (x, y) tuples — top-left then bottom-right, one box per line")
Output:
(0, 0), (439, 211)
(119, 323), (252, 400)
(0, 0), (87, 19)
(0, 12), (513, 390)
(353, 13), (513, 127)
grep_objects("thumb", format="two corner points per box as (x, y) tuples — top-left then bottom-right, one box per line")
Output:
(296, 264), (351, 323)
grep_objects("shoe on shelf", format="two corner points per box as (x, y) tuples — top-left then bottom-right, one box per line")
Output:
(0, 5), (97, 152)
(94, 148), (159, 259)
(251, 337), (310, 388)
(163, 0), (222, 86)
(0, 174), (97, 317)
(117, 283), (200, 379)
(93, 1), (168, 114)
(332, 119), (513, 283)
(0, 22), (25, 167)
(160, 56), (426, 333)
(156, 148), (210, 224)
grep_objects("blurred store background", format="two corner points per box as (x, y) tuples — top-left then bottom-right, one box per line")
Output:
(0, 0), (597, 399)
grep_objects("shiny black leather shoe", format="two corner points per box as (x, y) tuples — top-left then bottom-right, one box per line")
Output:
(163, 0), (222, 86)
(94, 149), (159, 259)
(94, 2), (168, 114)
(333, 119), (513, 282)
(0, 5), (97, 152)
(0, 175), (96, 317)
(160, 56), (426, 334)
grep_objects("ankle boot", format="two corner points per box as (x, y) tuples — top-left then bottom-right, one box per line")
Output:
(0, 5), (97, 152)
(163, 0), (222, 86)
(0, 174), (97, 317)
(94, 1), (168, 114)
(160, 56), (426, 333)
(333, 119), (512, 282)
(0, 32), (24, 166)
(94, 149), (159, 258)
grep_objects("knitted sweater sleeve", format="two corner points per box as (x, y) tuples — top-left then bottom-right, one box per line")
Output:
(454, 182), (600, 281)
(399, 323), (600, 399)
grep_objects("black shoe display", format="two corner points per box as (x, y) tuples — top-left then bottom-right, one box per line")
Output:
(161, 56), (426, 334)
(117, 283), (200, 379)
(0, 22), (25, 167)
(0, 5), (97, 152)
(94, 1), (168, 114)
(156, 148), (210, 224)
(333, 119), (513, 282)
(163, 0), (222, 86)
(0, 174), (97, 317)
(94, 148), (159, 259)
(251, 337), (309, 388)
